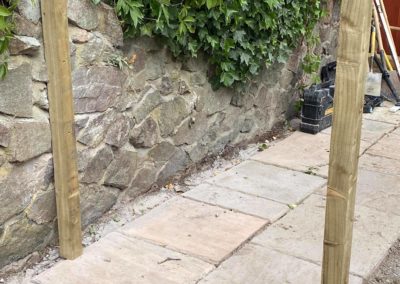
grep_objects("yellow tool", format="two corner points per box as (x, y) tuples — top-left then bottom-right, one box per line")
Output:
(366, 24), (382, 97)
(373, 4), (394, 71)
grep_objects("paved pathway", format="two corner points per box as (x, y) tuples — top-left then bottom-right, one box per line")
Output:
(32, 102), (400, 284)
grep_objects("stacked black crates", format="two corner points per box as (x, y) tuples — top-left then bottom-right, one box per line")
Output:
(300, 84), (335, 134)
(300, 62), (336, 134)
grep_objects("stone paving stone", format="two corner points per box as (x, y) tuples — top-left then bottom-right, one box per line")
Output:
(120, 197), (267, 264)
(252, 194), (400, 277)
(199, 243), (363, 284)
(208, 160), (326, 205)
(183, 183), (289, 222)
(32, 232), (214, 284)
(322, 119), (395, 143)
(359, 153), (400, 176)
(363, 101), (400, 125)
(367, 133), (400, 161)
(251, 131), (370, 177)
(356, 169), (400, 217)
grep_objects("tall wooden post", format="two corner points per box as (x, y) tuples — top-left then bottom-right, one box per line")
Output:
(41, 0), (83, 259)
(321, 0), (372, 283)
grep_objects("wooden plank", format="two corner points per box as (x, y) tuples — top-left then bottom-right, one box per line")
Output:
(41, 0), (83, 259)
(321, 0), (372, 283)
(375, 0), (400, 76)
(390, 26), (400, 32)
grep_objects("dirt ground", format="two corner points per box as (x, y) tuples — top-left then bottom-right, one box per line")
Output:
(368, 239), (400, 284)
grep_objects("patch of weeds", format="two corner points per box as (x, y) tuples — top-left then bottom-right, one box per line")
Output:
(258, 143), (269, 152)
(104, 53), (132, 70)
(304, 167), (319, 176)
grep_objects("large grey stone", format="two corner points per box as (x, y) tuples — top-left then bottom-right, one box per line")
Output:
(252, 194), (400, 277)
(184, 184), (289, 222)
(121, 197), (267, 264)
(0, 117), (10, 147)
(155, 96), (192, 137)
(96, 3), (123, 47)
(8, 120), (51, 162)
(79, 146), (114, 184)
(209, 160), (326, 205)
(69, 26), (92, 44)
(67, 0), (99, 30)
(13, 12), (42, 38)
(173, 112), (208, 146)
(78, 110), (116, 147)
(26, 187), (56, 225)
(0, 215), (53, 268)
(148, 141), (178, 166)
(32, 82), (48, 110)
(143, 53), (165, 81)
(196, 87), (232, 116)
(9, 35), (41, 56)
(76, 32), (114, 65)
(200, 243), (363, 284)
(0, 64), (32, 118)
(72, 67), (127, 114)
(157, 147), (190, 185)
(17, 0), (41, 24)
(33, 232), (213, 284)
(126, 161), (159, 199)
(80, 184), (119, 227)
(104, 148), (139, 189)
(105, 113), (131, 148)
(132, 86), (163, 124)
(0, 154), (53, 224)
(129, 116), (160, 148)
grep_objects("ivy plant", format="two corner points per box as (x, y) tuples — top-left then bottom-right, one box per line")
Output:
(0, 0), (16, 79)
(107, 0), (323, 88)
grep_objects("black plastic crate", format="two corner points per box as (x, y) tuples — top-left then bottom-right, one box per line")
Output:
(300, 86), (334, 134)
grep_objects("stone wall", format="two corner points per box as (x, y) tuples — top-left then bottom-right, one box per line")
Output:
(0, 0), (337, 269)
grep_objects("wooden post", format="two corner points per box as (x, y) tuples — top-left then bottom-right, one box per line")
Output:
(321, 0), (372, 283)
(41, 0), (83, 259)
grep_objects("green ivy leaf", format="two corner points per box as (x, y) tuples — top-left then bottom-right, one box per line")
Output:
(112, 0), (323, 88)
(0, 6), (11, 17)
(0, 63), (7, 80)
(206, 0), (220, 10)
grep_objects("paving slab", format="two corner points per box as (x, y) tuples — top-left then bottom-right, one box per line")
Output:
(183, 183), (289, 222)
(207, 160), (326, 205)
(120, 197), (267, 264)
(32, 232), (213, 284)
(363, 101), (400, 125)
(199, 243), (363, 284)
(252, 194), (400, 277)
(359, 153), (400, 176)
(367, 133), (400, 161)
(356, 169), (400, 216)
(322, 119), (395, 143)
(251, 131), (370, 177)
